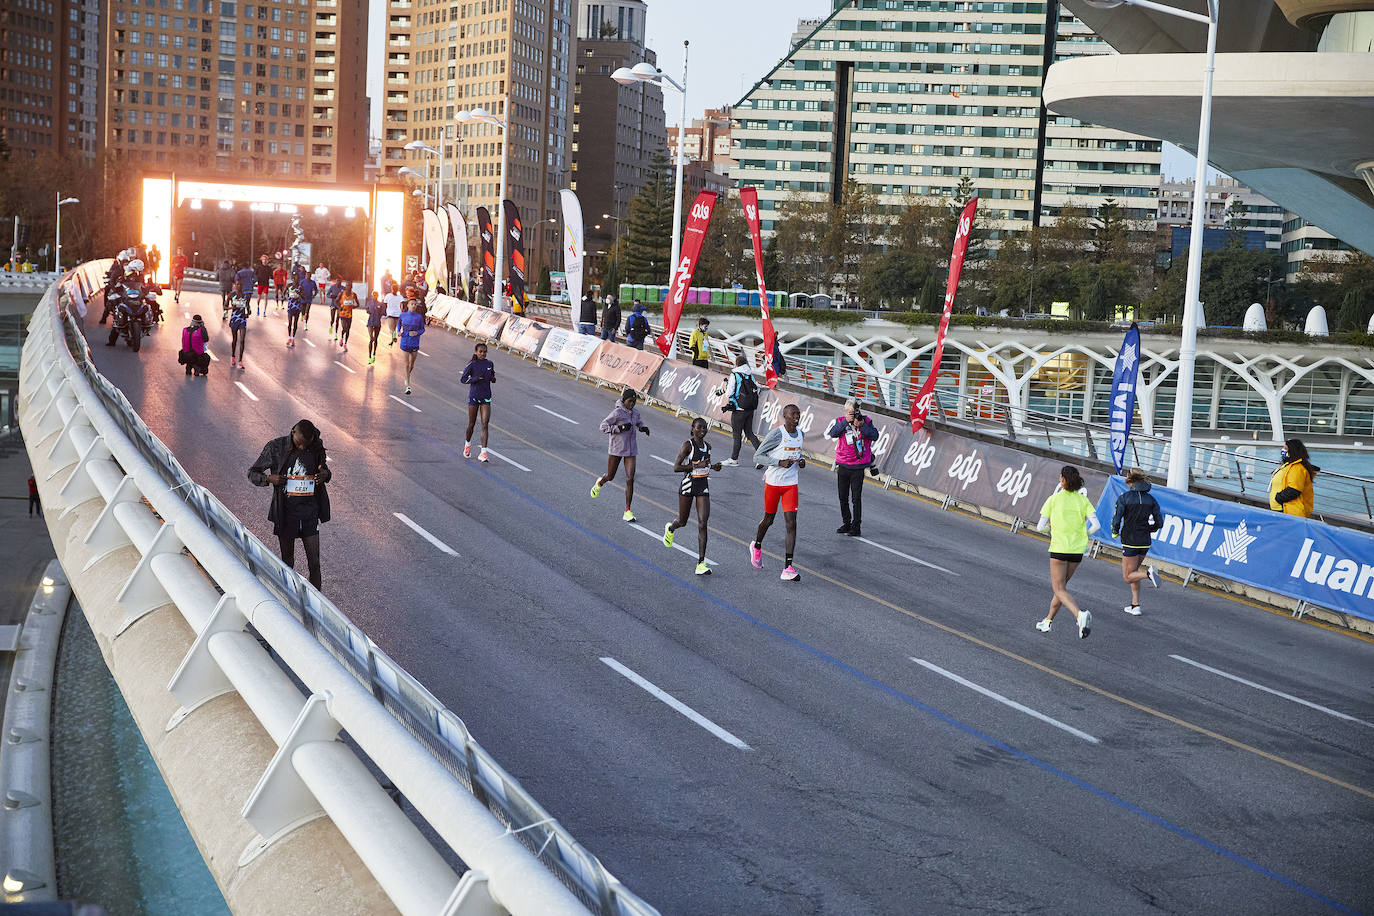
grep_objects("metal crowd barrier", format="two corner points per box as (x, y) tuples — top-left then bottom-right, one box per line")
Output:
(23, 263), (659, 916)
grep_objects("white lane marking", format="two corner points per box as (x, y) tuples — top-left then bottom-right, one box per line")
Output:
(1169, 655), (1374, 728)
(393, 512), (460, 557)
(388, 394), (422, 413)
(303, 337), (317, 348)
(650, 455), (674, 467)
(205, 347), (219, 362)
(183, 311), (190, 319)
(600, 657), (751, 750)
(856, 536), (956, 575)
(629, 522), (717, 566)
(333, 360), (356, 374)
(534, 404), (580, 425)
(419, 349), (431, 357)
(234, 381), (259, 402)
(482, 447), (530, 472)
(912, 658), (1100, 744)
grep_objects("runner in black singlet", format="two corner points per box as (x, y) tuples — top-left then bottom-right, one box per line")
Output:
(663, 417), (721, 576)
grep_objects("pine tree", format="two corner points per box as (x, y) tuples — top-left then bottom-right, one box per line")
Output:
(621, 154), (675, 284)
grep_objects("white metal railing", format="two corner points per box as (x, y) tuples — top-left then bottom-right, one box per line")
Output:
(24, 265), (659, 916)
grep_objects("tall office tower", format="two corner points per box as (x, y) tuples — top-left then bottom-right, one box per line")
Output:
(1040, 9), (1160, 225)
(61, 0), (103, 159)
(387, 0), (574, 276)
(733, 0), (1050, 237)
(1, 0), (60, 160)
(667, 107), (732, 178)
(101, 0), (368, 181)
(570, 0), (666, 275)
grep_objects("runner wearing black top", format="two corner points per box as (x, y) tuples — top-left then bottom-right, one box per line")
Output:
(663, 417), (721, 576)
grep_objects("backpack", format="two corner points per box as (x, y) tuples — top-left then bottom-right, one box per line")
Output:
(733, 373), (760, 411)
(631, 313), (650, 339)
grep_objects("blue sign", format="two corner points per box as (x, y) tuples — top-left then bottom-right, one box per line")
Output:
(1095, 477), (1374, 621)
(1108, 323), (1141, 474)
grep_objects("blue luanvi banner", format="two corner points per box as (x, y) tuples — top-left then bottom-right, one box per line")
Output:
(1095, 476), (1374, 621)
(1108, 323), (1140, 474)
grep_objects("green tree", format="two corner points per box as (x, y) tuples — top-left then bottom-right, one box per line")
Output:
(536, 264), (551, 297)
(1092, 198), (1128, 263)
(1144, 242), (1286, 326)
(771, 192), (830, 292)
(858, 249), (934, 309)
(622, 153), (675, 283)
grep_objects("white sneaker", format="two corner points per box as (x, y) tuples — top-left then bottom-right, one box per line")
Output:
(478, 449), (489, 463)
(720, 458), (739, 467)
(1077, 610), (1092, 639)
(1147, 565), (1160, 588)
(1123, 605), (1142, 616)
(1035, 619), (1052, 633)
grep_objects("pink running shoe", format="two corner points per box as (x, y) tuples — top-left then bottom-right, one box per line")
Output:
(750, 542), (763, 569)
(780, 565), (800, 582)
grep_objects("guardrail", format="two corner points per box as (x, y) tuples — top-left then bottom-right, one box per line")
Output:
(23, 264), (659, 916)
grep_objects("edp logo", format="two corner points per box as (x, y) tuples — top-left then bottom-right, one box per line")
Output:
(660, 368), (679, 389)
(903, 439), (936, 474)
(872, 426), (893, 459)
(947, 451), (983, 490)
(760, 399), (783, 426)
(996, 462), (1033, 505)
(678, 375), (702, 398)
(797, 405), (815, 434)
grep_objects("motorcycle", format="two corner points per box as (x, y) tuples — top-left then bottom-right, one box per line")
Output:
(105, 282), (155, 352)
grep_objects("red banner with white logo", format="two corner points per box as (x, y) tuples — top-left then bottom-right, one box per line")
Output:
(910, 196), (978, 433)
(740, 186), (778, 389)
(656, 190), (717, 357)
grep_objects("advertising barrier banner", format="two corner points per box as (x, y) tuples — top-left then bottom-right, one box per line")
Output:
(654, 363), (733, 423)
(1095, 477), (1374, 620)
(500, 316), (552, 355)
(539, 328), (601, 371)
(885, 427), (1107, 520)
(584, 342), (664, 394)
(755, 389), (905, 474)
(444, 298), (479, 331)
(465, 306), (509, 340)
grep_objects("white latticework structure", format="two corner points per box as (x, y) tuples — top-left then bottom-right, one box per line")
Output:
(704, 316), (1374, 443)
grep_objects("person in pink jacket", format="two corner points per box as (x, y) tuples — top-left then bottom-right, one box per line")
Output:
(181, 315), (210, 377)
(825, 399), (878, 537)
(590, 387), (650, 523)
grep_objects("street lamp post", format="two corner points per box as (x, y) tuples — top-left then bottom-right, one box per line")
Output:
(456, 107), (509, 310)
(613, 41), (689, 291)
(55, 193), (79, 274)
(405, 139), (442, 210)
(1085, 0), (1217, 490)
(399, 165), (432, 268)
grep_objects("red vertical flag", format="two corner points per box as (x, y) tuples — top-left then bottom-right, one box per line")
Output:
(656, 190), (717, 358)
(910, 196), (978, 433)
(740, 186), (779, 389)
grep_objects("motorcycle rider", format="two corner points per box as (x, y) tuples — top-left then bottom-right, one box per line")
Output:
(105, 262), (155, 348)
(99, 250), (133, 325)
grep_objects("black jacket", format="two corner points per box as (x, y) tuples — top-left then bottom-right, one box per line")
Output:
(601, 301), (622, 331)
(579, 296), (597, 325)
(248, 435), (332, 535)
(1111, 481), (1163, 548)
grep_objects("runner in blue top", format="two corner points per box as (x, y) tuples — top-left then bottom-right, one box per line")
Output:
(297, 276), (318, 330)
(228, 284), (250, 370)
(460, 342), (496, 461)
(397, 303), (425, 395)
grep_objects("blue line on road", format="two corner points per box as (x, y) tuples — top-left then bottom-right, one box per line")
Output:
(405, 423), (1359, 914)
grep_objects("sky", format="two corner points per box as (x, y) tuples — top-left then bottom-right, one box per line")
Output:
(643, 0), (831, 125)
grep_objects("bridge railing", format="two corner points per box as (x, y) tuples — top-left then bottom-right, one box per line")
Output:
(25, 264), (659, 916)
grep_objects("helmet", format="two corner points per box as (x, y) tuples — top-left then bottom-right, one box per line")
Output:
(118, 249), (132, 261)
(128, 259), (145, 271)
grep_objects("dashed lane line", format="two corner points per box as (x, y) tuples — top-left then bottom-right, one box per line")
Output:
(913, 658), (1099, 744)
(629, 522), (718, 566)
(333, 360), (356, 374)
(388, 394), (422, 413)
(1170, 655), (1374, 729)
(534, 404), (580, 424)
(600, 657), (751, 750)
(234, 381), (259, 401)
(856, 535), (956, 575)
(393, 512), (460, 557)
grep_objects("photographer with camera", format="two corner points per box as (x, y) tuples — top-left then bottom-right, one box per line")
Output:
(826, 399), (879, 537)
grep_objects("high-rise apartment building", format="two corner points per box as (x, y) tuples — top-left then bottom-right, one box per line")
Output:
(62, 0), (103, 158)
(101, 0), (368, 181)
(733, 0), (1050, 237)
(1040, 9), (1159, 224)
(570, 0), (666, 273)
(1, 0), (60, 159)
(384, 0), (574, 275)
(1157, 176), (1284, 249)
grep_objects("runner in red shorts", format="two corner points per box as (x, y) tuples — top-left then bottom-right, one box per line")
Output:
(750, 403), (806, 581)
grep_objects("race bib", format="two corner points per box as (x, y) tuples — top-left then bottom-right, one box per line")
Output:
(285, 474), (316, 496)
(691, 466), (710, 478)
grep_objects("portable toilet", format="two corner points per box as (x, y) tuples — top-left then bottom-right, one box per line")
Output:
(620, 284), (633, 301)
(789, 292), (811, 309)
(735, 290), (749, 306)
(749, 291), (761, 308)
(812, 293), (833, 310)
(646, 286), (662, 304)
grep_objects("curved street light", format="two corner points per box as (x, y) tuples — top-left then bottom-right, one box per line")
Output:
(612, 44), (689, 305)
(55, 194), (80, 274)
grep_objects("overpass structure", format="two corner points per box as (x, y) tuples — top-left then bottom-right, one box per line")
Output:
(13, 266), (1374, 913)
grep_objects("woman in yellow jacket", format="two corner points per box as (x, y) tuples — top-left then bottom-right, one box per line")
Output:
(1268, 438), (1319, 517)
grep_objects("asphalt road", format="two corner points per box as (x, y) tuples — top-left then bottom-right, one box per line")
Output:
(78, 284), (1373, 914)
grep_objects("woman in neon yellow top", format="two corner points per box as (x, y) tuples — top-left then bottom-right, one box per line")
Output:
(1035, 465), (1100, 639)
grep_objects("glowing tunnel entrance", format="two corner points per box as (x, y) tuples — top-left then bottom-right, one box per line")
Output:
(140, 176), (405, 292)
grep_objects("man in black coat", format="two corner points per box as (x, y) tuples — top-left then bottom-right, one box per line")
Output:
(248, 419), (332, 589)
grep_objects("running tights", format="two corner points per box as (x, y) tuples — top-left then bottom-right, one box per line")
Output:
(278, 533), (322, 589)
(231, 325), (246, 362)
(836, 464), (865, 529)
(287, 312), (300, 337)
(338, 317), (352, 346)
(368, 325), (381, 357)
(730, 409), (760, 460)
(329, 308), (339, 333)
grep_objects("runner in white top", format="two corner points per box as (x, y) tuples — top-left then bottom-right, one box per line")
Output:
(750, 403), (807, 581)
(384, 291), (405, 345)
(312, 265), (330, 290)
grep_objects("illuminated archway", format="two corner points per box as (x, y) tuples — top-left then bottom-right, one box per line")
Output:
(140, 176), (404, 292)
